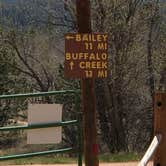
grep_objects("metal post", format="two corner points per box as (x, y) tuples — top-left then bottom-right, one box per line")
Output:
(76, 1), (99, 166)
(154, 91), (166, 166)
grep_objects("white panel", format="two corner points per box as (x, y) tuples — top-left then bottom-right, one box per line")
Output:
(27, 104), (62, 144)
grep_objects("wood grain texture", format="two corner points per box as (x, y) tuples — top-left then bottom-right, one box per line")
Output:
(154, 92), (166, 166)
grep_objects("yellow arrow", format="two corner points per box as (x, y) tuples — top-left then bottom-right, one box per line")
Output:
(70, 61), (74, 70)
(66, 35), (75, 40)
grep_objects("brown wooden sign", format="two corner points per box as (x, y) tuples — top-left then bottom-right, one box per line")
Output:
(64, 33), (108, 78)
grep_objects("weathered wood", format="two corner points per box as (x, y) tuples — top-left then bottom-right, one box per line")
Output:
(81, 79), (99, 166)
(154, 92), (166, 166)
(76, 0), (99, 166)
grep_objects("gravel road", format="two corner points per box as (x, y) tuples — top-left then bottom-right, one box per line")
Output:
(5, 161), (153, 166)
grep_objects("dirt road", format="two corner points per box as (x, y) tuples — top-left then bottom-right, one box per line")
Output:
(5, 161), (153, 166)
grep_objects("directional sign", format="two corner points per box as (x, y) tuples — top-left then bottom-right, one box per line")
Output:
(65, 33), (108, 78)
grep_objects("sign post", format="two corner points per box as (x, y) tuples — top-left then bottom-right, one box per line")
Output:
(76, 1), (99, 166)
(65, 1), (108, 166)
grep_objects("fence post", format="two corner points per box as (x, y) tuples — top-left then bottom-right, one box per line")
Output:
(154, 91), (166, 166)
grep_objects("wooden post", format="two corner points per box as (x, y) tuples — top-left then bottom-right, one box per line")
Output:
(154, 91), (166, 166)
(76, 1), (99, 166)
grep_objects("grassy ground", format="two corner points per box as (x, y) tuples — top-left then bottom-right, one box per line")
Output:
(0, 153), (141, 165)
(99, 153), (141, 162)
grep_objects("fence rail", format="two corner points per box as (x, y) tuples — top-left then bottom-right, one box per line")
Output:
(0, 89), (80, 99)
(0, 120), (78, 131)
(0, 148), (73, 161)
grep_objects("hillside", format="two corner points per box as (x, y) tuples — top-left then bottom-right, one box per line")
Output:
(0, 0), (67, 29)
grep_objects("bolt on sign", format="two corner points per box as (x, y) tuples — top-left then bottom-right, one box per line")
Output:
(65, 33), (108, 78)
